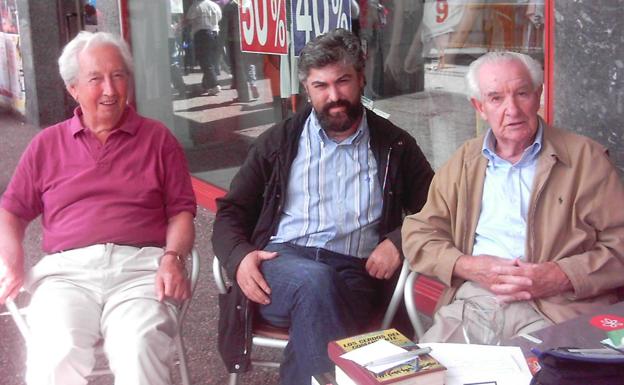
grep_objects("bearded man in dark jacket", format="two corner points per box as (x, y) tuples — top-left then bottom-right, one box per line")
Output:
(212, 28), (434, 385)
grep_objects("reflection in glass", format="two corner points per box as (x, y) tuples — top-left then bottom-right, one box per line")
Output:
(359, 0), (544, 170)
(128, 1), (544, 191)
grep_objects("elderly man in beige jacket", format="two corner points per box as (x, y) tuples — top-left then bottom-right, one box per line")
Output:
(402, 51), (624, 343)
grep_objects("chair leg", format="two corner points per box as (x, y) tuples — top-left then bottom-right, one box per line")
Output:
(228, 372), (239, 385)
(175, 334), (192, 385)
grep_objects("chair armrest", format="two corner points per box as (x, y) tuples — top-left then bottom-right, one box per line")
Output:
(380, 259), (410, 330)
(5, 296), (31, 343)
(403, 271), (426, 340)
(188, 248), (200, 295)
(212, 256), (229, 295)
(179, 247), (201, 321)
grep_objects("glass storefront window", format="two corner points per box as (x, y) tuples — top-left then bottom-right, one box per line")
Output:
(126, 0), (544, 193)
(359, 0), (544, 170)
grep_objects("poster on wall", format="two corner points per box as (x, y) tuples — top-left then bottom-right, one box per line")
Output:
(239, 0), (288, 55)
(0, 0), (25, 114)
(291, 0), (351, 56)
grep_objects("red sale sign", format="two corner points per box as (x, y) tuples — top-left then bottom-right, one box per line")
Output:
(239, 0), (288, 55)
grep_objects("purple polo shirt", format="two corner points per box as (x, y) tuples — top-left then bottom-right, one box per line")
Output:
(1, 106), (197, 253)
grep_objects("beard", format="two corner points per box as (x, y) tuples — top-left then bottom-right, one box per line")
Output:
(316, 99), (363, 134)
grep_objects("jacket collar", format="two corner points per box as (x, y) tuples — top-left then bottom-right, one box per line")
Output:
(464, 117), (571, 168)
(366, 108), (403, 148)
(539, 118), (572, 168)
(285, 104), (402, 152)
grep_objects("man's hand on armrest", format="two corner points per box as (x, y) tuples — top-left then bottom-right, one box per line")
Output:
(0, 208), (27, 304)
(156, 251), (190, 302)
(365, 238), (401, 280)
(156, 211), (195, 302)
(236, 250), (278, 305)
(0, 261), (23, 304)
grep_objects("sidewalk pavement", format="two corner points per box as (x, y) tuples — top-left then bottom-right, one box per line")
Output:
(0, 110), (280, 385)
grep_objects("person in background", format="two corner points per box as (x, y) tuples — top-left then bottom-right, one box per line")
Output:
(213, 28), (434, 385)
(183, 0), (222, 95)
(0, 31), (196, 385)
(220, 0), (260, 102)
(402, 51), (624, 343)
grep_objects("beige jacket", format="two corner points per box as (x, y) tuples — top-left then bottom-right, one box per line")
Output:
(402, 123), (624, 323)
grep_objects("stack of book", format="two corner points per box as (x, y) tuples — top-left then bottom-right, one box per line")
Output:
(327, 329), (446, 385)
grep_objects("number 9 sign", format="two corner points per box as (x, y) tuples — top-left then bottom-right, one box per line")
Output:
(292, 0), (351, 56)
(240, 0), (288, 55)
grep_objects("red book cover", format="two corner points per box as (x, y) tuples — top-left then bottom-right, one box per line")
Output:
(327, 329), (445, 385)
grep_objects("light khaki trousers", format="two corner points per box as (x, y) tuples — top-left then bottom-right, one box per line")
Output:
(420, 281), (552, 343)
(24, 244), (177, 385)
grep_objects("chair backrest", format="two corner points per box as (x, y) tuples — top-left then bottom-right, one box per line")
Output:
(403, 271), (445, 340)
(4, 247), (200, 385)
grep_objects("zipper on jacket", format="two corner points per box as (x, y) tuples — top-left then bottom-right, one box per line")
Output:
(264, 152), (285, 246)
(379, 146), (393, 238)
(382, 146), (392, 193)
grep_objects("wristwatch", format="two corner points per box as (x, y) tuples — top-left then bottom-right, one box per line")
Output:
(163, 250), (185, 267)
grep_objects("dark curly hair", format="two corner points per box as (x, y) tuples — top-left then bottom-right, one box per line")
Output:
(297, 28), (365, 83)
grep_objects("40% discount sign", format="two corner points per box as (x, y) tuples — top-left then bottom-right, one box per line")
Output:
(292, 0), (351, 56)
(239, 0), (288, 55)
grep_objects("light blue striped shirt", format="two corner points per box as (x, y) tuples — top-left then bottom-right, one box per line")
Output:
(270, 111), (383, 259)
(471, 122), (544, 260)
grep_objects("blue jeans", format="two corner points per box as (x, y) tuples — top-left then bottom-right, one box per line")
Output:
(259, 243), (378, 385)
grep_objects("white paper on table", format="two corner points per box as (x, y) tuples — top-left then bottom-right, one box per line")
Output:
(419, 343), (533, 385)
(339, 339), (415, 374)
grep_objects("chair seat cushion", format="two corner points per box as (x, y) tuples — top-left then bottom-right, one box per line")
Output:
(253, 320), (290, 340)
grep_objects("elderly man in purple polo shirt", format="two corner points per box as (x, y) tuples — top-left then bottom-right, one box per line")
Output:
(0, 31), (196, 385)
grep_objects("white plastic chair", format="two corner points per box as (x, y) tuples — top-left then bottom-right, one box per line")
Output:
(3, 248), (201, 385)
(212, 256), (411, 385)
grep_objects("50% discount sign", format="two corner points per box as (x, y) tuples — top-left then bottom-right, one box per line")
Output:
(239, 0), (288, 55)
(292, 0), (351, 56)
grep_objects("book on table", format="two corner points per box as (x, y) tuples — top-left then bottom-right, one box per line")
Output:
(327, 328), (446, 385)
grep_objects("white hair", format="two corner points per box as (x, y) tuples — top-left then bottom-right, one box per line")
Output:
(465, 51), (543, 100)
(58, 31), (134, 87)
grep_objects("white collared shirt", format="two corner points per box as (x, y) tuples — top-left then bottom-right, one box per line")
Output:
(471, 122), (544, 260)
(270, 111), (383, 259)
(186, 0), (222, 35)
